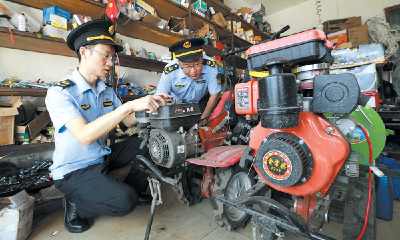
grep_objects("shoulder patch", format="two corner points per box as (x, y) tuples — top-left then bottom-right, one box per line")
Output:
(203, 59), (216, 68)
(56, 80), (75, 89)
(217, 74), (222, 84)
(164, 64), (179, 74)
(103, 81), (112, 87)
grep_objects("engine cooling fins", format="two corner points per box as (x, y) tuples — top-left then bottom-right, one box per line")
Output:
(254, 132), (314, 187)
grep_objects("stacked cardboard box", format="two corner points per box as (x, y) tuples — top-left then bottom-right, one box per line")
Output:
(43, 6), (71, 39)
(0, 96), (22, 146)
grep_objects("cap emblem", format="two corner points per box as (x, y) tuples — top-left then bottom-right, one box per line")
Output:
(183, 41), (191, 48)
(109, 25), (115, 35)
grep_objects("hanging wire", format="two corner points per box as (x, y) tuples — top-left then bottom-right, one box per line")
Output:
(316, 0), (322, 23)
(365, 17), (400, 59)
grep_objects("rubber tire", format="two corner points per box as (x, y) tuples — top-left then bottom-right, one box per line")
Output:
(342, 177), (376, 240)
(172, 168), (203, 206)
(211, 166), (255, 231)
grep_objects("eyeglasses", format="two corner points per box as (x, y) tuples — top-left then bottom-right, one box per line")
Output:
(181, 62), (202, 72)
(87, 48), (118, 64)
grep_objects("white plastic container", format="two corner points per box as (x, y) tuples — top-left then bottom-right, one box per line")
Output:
(18, 13), (27, 32)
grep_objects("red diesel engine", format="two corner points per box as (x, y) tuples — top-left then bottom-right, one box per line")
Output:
(235, 29), (369, 198)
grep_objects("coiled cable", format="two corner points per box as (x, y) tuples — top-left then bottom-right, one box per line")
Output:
(365, 17), (400, 59)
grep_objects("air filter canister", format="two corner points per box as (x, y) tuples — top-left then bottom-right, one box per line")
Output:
(258, 57), (301, 129)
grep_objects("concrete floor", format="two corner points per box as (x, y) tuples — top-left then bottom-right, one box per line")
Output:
(29, 184), (400, 240)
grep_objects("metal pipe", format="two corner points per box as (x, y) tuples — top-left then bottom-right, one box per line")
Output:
(135, 155), (179, 185)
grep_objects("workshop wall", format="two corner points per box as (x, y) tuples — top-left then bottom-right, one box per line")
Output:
(0, 1), (167, 87)
(225, 0), (251, 12)
(263, 0), (395, 35)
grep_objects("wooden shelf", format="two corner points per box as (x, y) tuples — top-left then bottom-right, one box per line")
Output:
(9, 0), (105, 19)
(0, 87), (47, 97)
(225, 13), (270, 42)
(202, 0), (231, 15)
(220, 34), (252, 48)
(226, 56), (247, 69)
(144, 0), (188, 21)
(0, 27), (167, 72)
(0, 87), (144, 102)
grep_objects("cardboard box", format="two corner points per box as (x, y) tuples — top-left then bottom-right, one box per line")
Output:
(330, 63), (377, 92)
(115, 38), (122, 46)
(335, 42), (353, 50)
(43, 25), (70, 39)
(0, 96), (22, 146)
(331, 42), (385, 69)
(194, 8), (206, 18)
(323, 16), (362, 34)
(348, 25), (369, 47)
(192, 0), (207, 12)
(327, 29), (348, 45)
(136, 0), (155, 16)
(211, 12), (227, 27)
(0, 190), (35, 240)
(141, 11), (161, 27)
(251, 3), (265, 17)
(43, 6), (71, 25)
(236, 7), (251, 17)
(16, 109), (51, 143)
(165, 16), (185, 34)
(45, 13), (67, 30)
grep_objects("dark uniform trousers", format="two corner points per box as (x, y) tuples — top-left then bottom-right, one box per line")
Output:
(54, 136), (150, 219)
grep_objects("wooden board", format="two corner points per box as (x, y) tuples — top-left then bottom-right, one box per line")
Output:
(9, 0), (105, 19)
(0, 27), (167, 72)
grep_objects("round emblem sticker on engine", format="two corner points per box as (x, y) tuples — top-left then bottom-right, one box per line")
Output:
(263, 151), (292, 180)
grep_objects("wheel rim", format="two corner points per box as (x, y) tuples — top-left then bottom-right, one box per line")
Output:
(225, 172), (252, 221)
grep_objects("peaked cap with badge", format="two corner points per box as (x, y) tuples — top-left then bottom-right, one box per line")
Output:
(169, 38), (205, 62)
(67, 19), (123, 53)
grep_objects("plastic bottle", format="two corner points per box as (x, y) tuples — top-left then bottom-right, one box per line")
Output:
(18, 13), (28, 32)
(376, 175), (394, 221)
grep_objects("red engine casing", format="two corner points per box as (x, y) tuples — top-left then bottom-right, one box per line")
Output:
(249, 111), (350, 197)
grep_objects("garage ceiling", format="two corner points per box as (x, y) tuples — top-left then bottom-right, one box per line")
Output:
(242, 0), (310, 16)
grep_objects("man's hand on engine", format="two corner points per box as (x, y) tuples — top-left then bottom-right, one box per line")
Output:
(130, 94), (173, 113)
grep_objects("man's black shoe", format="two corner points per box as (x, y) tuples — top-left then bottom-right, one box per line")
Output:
(138, 193), (152, 206)
(63, 195), (90, 233)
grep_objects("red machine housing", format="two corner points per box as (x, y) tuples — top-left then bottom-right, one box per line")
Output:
(235, 78), (259, 118)
(199, 91), (234, 151)
(248, 111), (349, 197)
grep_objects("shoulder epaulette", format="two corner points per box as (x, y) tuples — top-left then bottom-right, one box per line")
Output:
(103, 81), (112, 87)
(56, 80), (75, 89)
(164, 64), (179, 74)
(203, 59), (216, 67)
